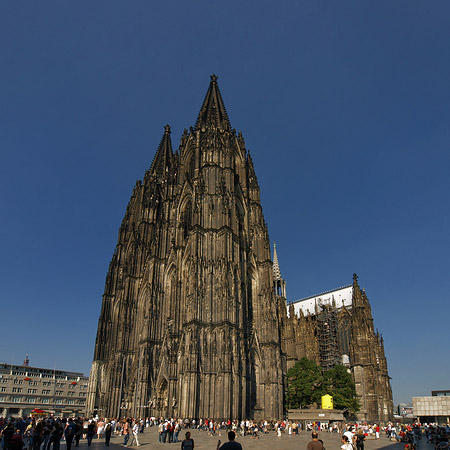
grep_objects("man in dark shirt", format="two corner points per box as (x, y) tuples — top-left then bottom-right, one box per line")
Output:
(307, 432), (324, 450)
(217, 431), (242, 450)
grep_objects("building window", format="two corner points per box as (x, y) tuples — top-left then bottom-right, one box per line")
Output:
(28, 389), (37, 394)
(55, 391), (63, 396)
(13, 397), (20, 403)
(27, 398), (35, 403)
(42, 390), (50, 395)
(67, 400), (74, 405)
(0, 396), (5, 402)
(1, 387), (6, 392)
(43, 382), (51, 387)
(42, 398), (49, 404)
(13, 380), (23, 385)
(55, 399), (62, 404)
(12, 388), (22, 393)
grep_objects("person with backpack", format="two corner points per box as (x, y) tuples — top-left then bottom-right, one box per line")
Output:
(355, 429), (365, 450)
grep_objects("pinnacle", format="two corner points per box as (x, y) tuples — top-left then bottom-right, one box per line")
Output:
(273, 242), (283, 281)
(150, 125), (173, 176)
(195, 75), (231, 131)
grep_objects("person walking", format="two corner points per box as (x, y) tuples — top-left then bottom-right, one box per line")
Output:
(128, 422), (140, 447)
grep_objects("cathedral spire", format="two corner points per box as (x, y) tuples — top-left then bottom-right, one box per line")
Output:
(149, 124), (173, 178)
(273, 242), (287, 298)
(195, 74), (231, 132)
(273, 242), (282, 281)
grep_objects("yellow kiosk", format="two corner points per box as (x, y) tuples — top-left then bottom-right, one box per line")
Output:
(321, 394), (333, 410)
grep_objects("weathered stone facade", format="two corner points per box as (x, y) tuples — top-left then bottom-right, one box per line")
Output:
(87, 76), (393, 422)
(86, 76), (285, 420)
(279, 272), (394, 422)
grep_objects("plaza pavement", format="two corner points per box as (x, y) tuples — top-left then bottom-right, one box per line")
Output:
(74, 427), (431, 450)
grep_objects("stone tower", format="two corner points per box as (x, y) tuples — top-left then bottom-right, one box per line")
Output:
(349, 274), (393, 422)
(86, 75), (284, 420)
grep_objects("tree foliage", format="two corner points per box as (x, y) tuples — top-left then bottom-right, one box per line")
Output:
(286, 358), (360, 415)
(323, 364), (360, 414)
(286, 357), (323, 409)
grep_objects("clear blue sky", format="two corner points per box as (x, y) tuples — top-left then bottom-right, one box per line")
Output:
(1, 1), (449, 406)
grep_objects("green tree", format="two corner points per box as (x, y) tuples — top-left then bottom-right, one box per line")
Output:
(286, 357), (324, 409)
(286, 359), (360, 416)
(323, 364), (360, 414)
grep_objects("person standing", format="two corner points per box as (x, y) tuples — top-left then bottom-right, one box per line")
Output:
(307, 432), (324, 450)
(74, 420), (82, 447)
(122, 419), (131, 447)
(49, 421), (63, 450)
(86, 421), (96, 447)
(181, 431), (194, 450)
(104, 422), (112, 447)
(32, 421), (44, 450)
(64, 419), (75, 450)
(217, 431), (242, 450)
(355, 429), (365, 450)
(174, 421), (181, 443)
(341, 435), (353, 450)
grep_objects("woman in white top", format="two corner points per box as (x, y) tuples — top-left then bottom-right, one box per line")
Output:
(341, 435), (353, 450)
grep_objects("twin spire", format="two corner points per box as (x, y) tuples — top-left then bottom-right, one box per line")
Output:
(195, 74), (231, 132)
(150, 75), (232, 175)
(150, 124), (173, 177)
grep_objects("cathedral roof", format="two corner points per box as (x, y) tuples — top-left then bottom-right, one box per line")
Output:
(195, 74), (231, 132)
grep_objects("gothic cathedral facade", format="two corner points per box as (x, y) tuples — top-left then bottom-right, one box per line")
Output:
(87, 76), (393, 421)
(87, 76), (285, 420)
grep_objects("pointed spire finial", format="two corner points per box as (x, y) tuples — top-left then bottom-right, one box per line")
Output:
(149, 125), (174, 177)
(273, 242), (282, 281)
(195, 75), (231, 131)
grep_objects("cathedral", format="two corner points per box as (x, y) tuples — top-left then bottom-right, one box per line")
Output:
(86, 76), (393, 421)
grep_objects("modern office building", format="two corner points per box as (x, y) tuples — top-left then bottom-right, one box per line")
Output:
(0, 357), (88, 417)
(413, 393), (450, 424)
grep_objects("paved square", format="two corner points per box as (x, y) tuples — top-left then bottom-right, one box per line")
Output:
(79, 427), (429, 450)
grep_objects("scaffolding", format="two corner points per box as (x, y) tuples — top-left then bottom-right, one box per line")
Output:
(317, 304), (341, 371)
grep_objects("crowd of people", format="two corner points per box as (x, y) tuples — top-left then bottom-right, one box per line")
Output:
(1, 415), (449, 450)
